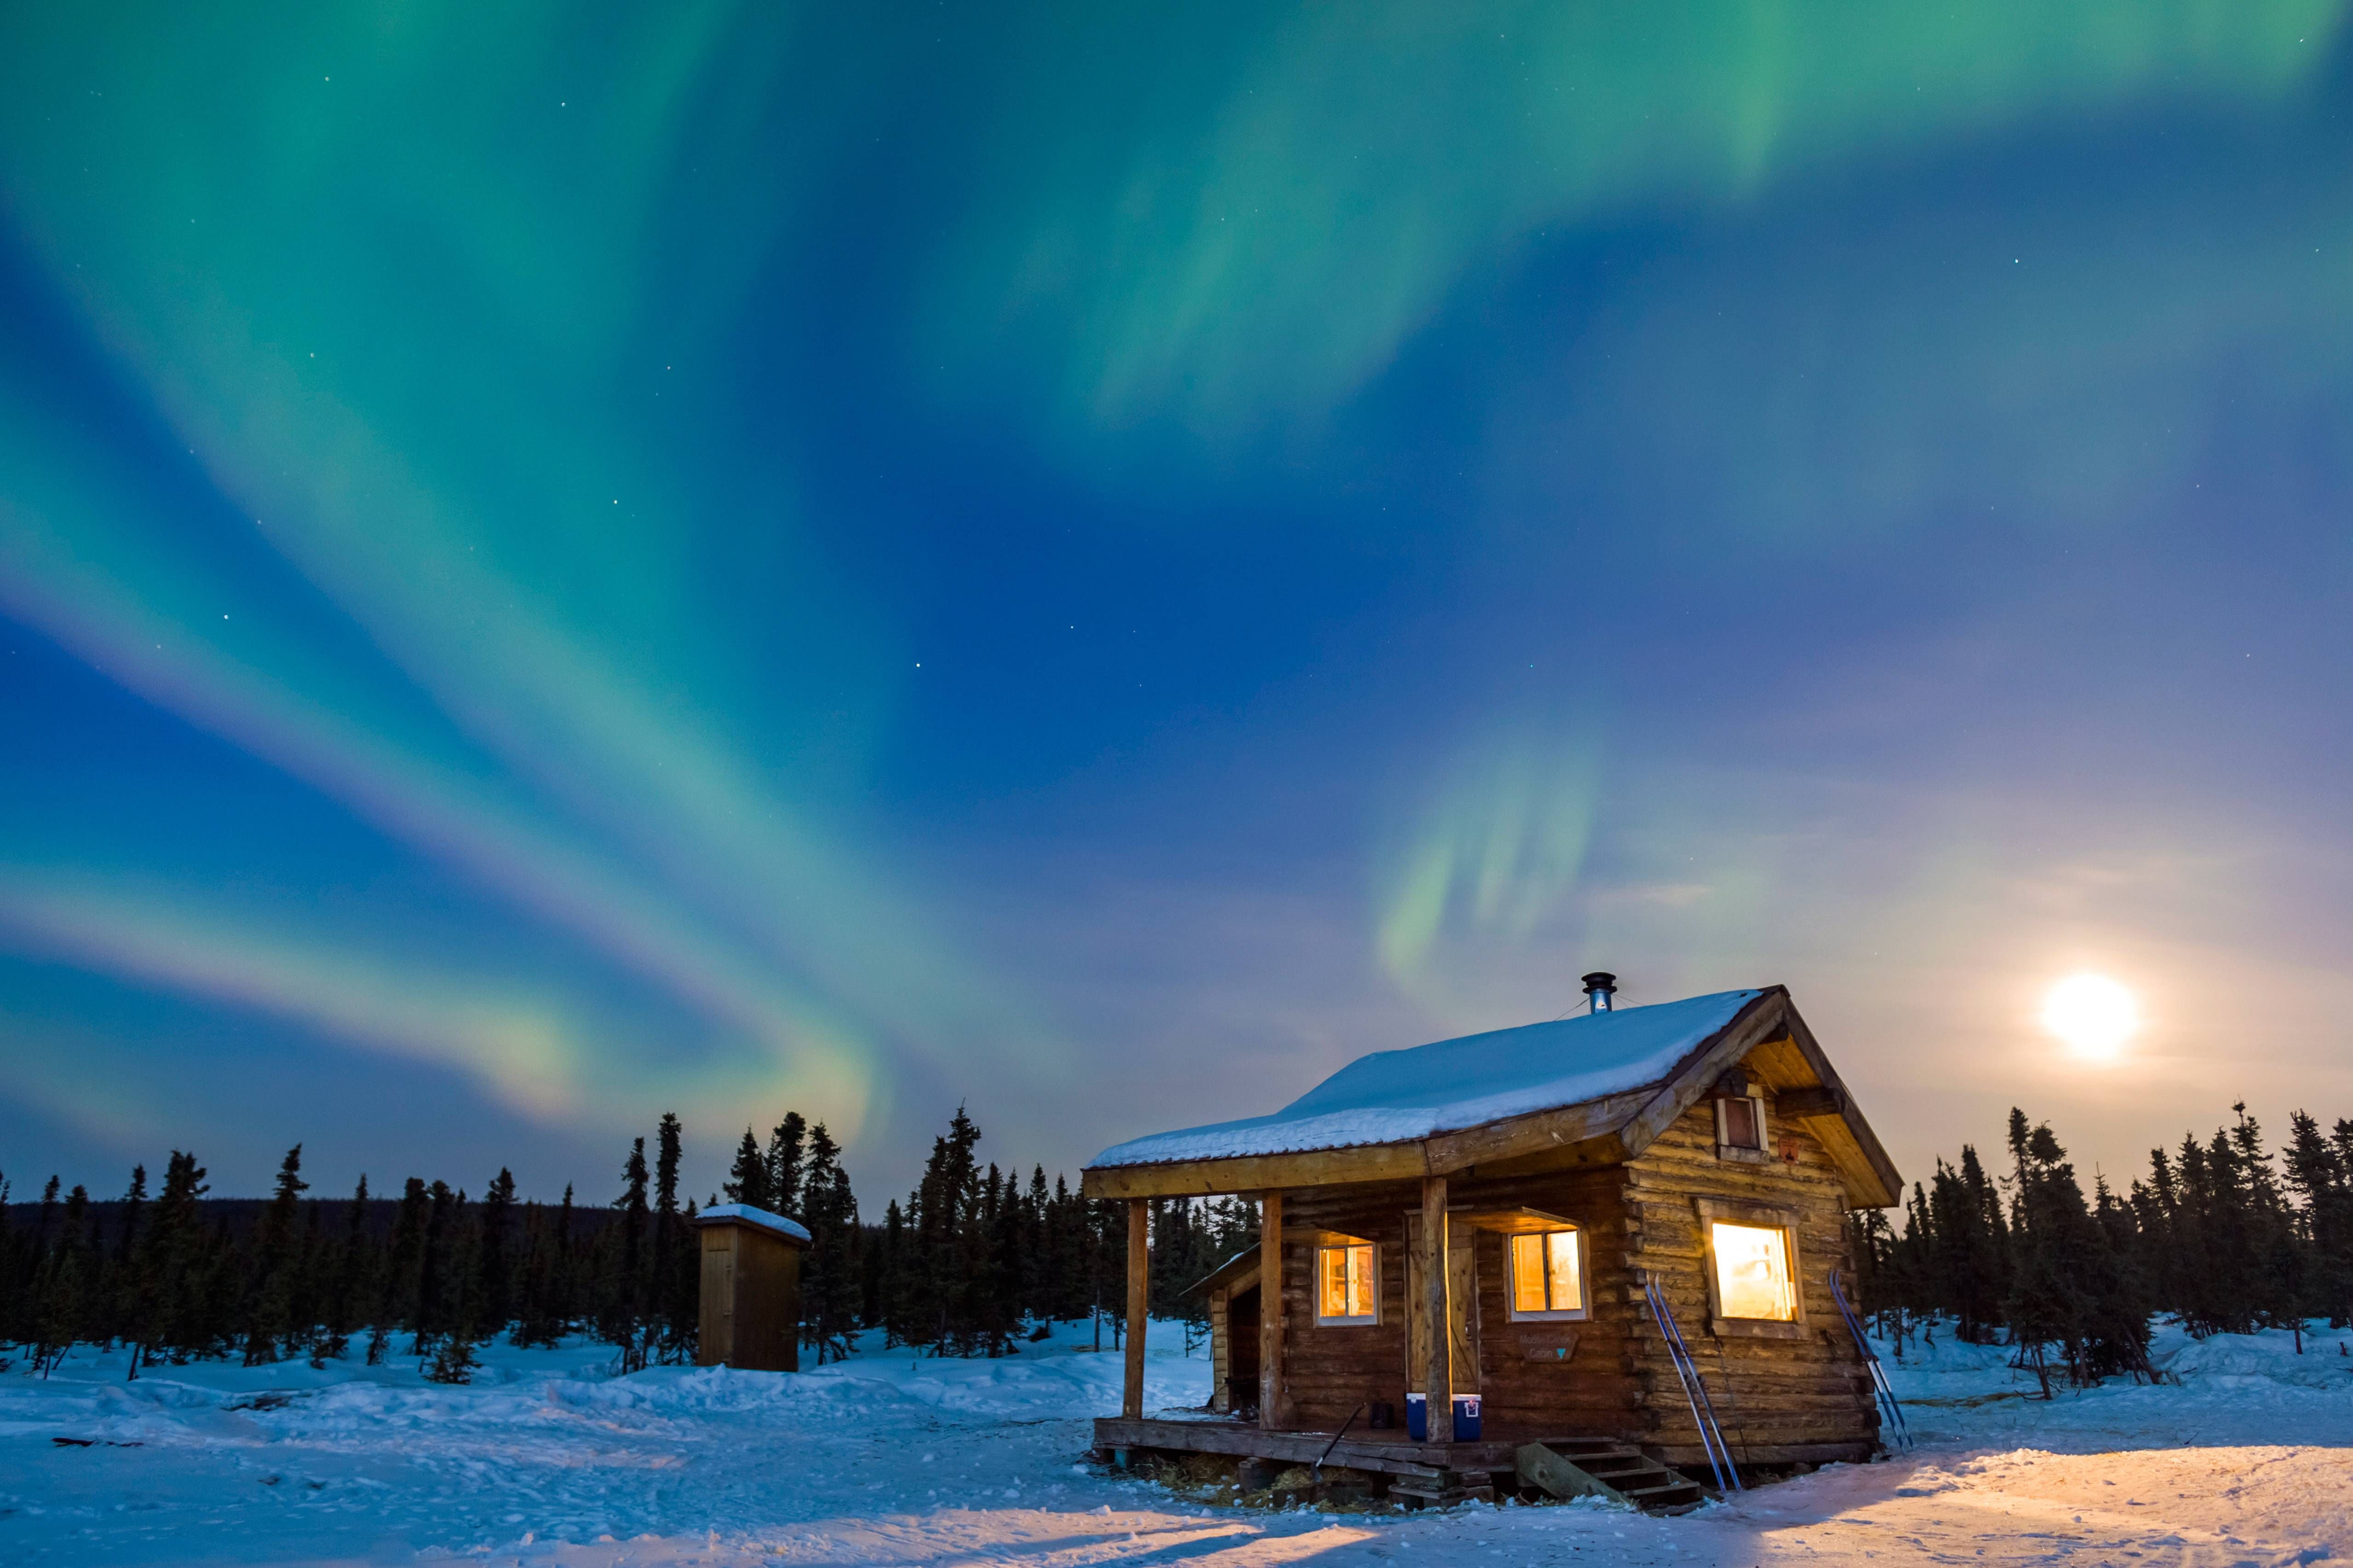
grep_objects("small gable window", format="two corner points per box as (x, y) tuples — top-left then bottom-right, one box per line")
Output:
(1716, 1093), (1767, 1156)
(1506, 1228), (1586, 1321)
(1316, 1242), (1377, 1325)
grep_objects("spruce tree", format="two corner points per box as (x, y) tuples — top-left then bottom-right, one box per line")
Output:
(426, 1183), (484, 1382)
(478, 1167), (517, 1339)
(34, 1212), (86, 1377)
(876, 1197), (913, 1348)
(381, 1177), (429, 1359)
(2003, 1110), (2149, 1387)
(653, 1113), (690, 1361)
(1047, 1174), (1090, 1323)
(606, 1137), (652, 1370)
(1924, 1146), (2009, 1342)
(139, 1152), (210, 1366)
(412, 1180), (459, 1358)
(244, 1145), (308, 1365)
(2282, 1110), (2353, 1328)
(766, 1113), (808, 1220)
(2227, 1106), (2305, 1333)
(110, 1166), (150, 1376)
(799, 1122), (862, 1362)
(314, 1174), (371, 1365)
(555, 1182), (579, 1328)
(723, 1129), (773, 1212)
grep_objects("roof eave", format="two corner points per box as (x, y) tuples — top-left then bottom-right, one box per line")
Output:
(1612, 986), (1904, 1208)
(1079, 985), (1904, 1207)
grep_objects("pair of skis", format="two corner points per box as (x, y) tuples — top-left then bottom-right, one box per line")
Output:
(1640, 1270), (1742, 1494)
(1830, 1268), (1912, 1450)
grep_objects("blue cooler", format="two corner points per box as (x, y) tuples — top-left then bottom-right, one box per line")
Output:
(1452, 1394), (1482, 1441)
(1405, 1392), (1428, 1440)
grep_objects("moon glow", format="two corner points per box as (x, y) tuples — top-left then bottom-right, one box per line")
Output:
(2041, 973), (2140, 1059)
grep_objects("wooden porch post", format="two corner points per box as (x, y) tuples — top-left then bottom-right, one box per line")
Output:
(1258, 1188), (1286, 1428)
(1124, 1198), (1148, 1419)
(1419, 1173), (1453, 1443)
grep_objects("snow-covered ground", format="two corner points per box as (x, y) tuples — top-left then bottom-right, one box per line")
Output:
(4, 1316), (2350, 1567)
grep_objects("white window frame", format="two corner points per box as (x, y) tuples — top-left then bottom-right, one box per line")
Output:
(1714, 1094), (1770, 1163)
(1504, 1226), (1590, 1323)
(1312, 1241), (1380, 1327)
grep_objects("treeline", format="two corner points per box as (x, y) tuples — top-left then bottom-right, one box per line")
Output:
(2, 1104), (1256, 1381)
(0, 1112), (706, 1383)
(1849, 1102), (2353, 1390)
(866, 1109), (1258, 1359)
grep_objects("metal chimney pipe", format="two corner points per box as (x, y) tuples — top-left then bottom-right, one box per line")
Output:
(1581, 971), (1618, 1013)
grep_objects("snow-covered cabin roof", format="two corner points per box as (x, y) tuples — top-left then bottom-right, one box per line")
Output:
(1092, 989), (1760, 1168)
(695, 1202), (811, 1244)
(1083, 984), (1901, 1207)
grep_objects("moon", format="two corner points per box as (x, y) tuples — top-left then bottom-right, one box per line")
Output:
(2041, 973), (2140, 1059)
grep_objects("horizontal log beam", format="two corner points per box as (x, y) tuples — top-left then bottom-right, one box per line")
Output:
(1083, 1143), (1429, 1199)
(1774, 1085), (1848, 1120)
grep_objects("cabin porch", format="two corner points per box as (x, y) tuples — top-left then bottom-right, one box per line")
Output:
(1091, 1415), (1715, 1512)
(1094, 1413), (1563, 1477)
(1096, 1413), (1872, 1474)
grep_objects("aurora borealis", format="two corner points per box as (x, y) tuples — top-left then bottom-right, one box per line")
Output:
(5, 4), (2352, 1197)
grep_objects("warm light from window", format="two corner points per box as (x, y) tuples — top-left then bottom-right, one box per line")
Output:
(1317, 1243), (1375, 1321)
(1508, 1230), (1583, 1315)
(1711, 1221), (1796, 1320)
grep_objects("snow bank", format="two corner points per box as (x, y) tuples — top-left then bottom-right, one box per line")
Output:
(6, 1313), (2353, 1567)
(1091, 989), (1762, 1167)
(1870, 1317), (2353, 1453)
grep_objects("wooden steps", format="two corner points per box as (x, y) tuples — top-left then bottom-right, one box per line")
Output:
(1389, 1476), (1497, 1509)
(1515, 1441), (1708, 1515)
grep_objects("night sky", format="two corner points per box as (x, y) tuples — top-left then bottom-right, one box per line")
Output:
(4, 4), (2351, 1203)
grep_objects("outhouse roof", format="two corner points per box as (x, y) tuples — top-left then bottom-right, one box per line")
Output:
(695, 1202), (812, 1243)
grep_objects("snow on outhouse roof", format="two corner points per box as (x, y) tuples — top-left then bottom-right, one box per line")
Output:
(1090, 988), (1764, 1169)
(695, 1202), (812, 1243)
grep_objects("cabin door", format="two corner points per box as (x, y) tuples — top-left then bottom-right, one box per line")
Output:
(1226, 1282), (1261, 1413)
(1401, 1214), (1481, 1394)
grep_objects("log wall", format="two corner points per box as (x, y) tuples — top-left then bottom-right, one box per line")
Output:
(1221, 1071), (1880, 1460)
(1622, 1092), (1878, 1460)
(1274, 1162), (1638, 1437)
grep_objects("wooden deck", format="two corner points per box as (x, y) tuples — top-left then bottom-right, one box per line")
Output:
(1096, 1416), (1875, 1483)
(1092, 1415), (1615, 1479)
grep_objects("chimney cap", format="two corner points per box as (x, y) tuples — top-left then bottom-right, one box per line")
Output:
(1580, 971), (1618, 1013)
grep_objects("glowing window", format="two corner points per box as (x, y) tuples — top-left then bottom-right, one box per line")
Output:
(1711, 1221), (1797, 1321)
(1507, 1229), (1584, 1319)
(1316, 1243), (1377, 1324)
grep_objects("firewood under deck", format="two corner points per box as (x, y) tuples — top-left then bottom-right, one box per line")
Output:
(1092, 1414), (1612, 1479)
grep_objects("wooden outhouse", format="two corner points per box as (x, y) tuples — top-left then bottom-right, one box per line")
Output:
(1080, 980), (1901, 1495)
(695, 1203), (810, 1372)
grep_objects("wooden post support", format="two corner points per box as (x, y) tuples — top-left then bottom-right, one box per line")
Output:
(1124, 1197), (1148, 1419)
(1421, 1173), (1453, 1443)
(1259, 1188), (1286, 1429)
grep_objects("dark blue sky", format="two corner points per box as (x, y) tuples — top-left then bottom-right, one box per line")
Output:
(4, 3), (2351, 1202)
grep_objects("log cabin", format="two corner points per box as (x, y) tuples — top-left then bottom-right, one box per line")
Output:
(1080, 978), (1901, 1502)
